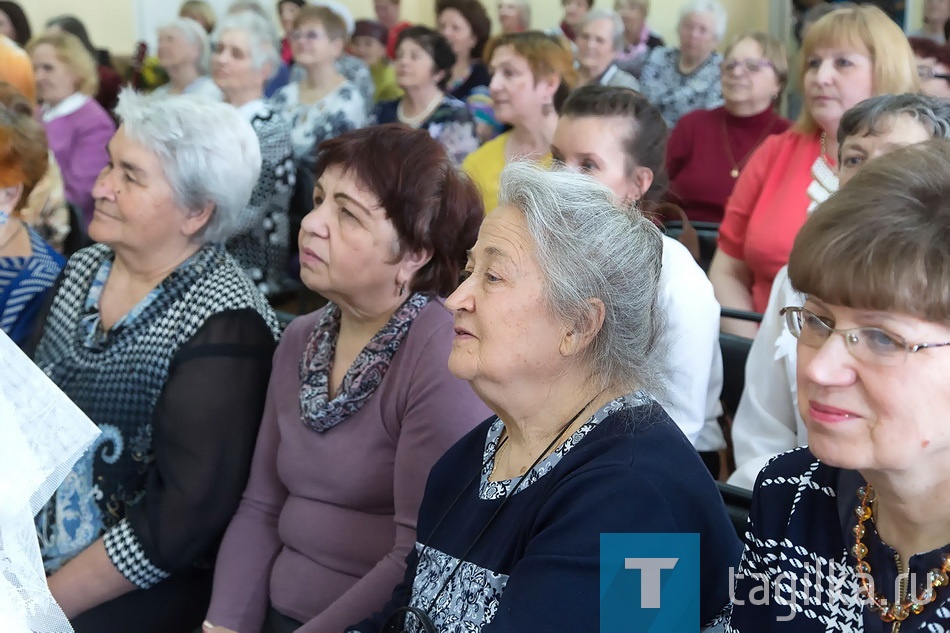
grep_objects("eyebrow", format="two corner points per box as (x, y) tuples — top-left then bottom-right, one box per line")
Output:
(468, 245), (514, 264)
(336, 192), (373, 217)
(118, 160), (147, 179)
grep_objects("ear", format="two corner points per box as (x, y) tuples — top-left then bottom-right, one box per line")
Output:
(535, 72), (560, 103)
(559, 298), (606, 357)
(621, 166), (653, 203)
(331, 37), (345, 58)
(396, 247), (434, 285)
(0, 184), (24, 214)
(182, 202), (215, 238)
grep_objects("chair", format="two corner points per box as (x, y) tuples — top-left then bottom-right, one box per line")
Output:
(664, 220), (720, 272)
(718, 308), (762, 475)
(62, 202), (91, 257)
(716, 481), (753, 538)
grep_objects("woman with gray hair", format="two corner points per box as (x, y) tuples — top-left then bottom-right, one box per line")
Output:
(614, 0), (664, 78)
(498, 0), (530, 33)
(728, 92), (950, 490)
(212, 11), (296, 297)
(640, 0), (727, 126)
(30, 89), (280, 632)
(576, 9), (640, 90)
(347, 162), (740, 633)
(153, 17), (222, 99)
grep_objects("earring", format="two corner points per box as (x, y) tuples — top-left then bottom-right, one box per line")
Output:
(771, 92), (778, 101)
(399, 282), (406, 297)
(542, 101), (553, 116)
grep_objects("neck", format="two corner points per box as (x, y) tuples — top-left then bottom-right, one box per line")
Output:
(336, 293), (408, 344)
(0, 217), (24, 254)
(303, 61), (338, 87)
(402, 84), (441, 114)
(725, 99), (772, 118)
(679, 51), (707, 73)
(111, 241), (202, 290)
(168, 64), (200, 91)
(226, 88), (262, 108)
(453, 55), (471, 78)
(510, 112), (559, 156)
(924, 20), (946, 35)
(625, 27), (643, 46)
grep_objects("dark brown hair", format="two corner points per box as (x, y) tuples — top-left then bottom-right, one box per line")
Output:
(0, 1), (30, 46)
(313, 124), (483, 295)
(436, 0), (492, 60)
(396, 25), (456, 91)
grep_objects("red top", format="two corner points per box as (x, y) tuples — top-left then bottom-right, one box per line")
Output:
(386, 21), (411, 59)
(717, 128), (824, 312)
(666, 106), (791, 224)
(281, 37), (294, 65)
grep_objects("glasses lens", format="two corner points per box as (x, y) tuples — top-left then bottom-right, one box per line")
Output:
(851, 328), (906, 365)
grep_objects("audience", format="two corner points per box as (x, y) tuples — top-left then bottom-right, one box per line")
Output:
(348, 162), (740, 633)
(0, 101), (64, 348)
(667, 32), (790, 224)
(729, 138), (950, 632)
(436, 0), (492, 102)
(28, 32), (115, 229)
(498, 0), (531, 33)
(276, 0), (304, 65)
(203, 123), (489, 633)
(910, 0), (950, 43)
(0, 1), (29, 47)
(640, 0), (727, 127)
(153, 17), (222, 99)
(463, 31), (576, 213)
(211, 11), (296, 297)
(614, 0), (664, 78)
(710, 5), (917, 337)
(729, 92), (950, 490)
(179, 0), (217, 34)
(552, 85), (725, 474)
(375, 26), (478, 166)
(374, 0), (409, 59)
(577, 10), (640, 90)
(271, 6), (367, 173)
(352, 20), (403, 103)
(31, 89), (280, 633)
(553, 0), (592, 42)
(910, 36), (950, 100)
(45, 15), (124, 113)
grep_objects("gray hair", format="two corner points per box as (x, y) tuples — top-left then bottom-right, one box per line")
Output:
(837, 93), (950, 150)
(497, 161), (664, 394)
(503, 0), (532, 30)
(582, 9), (625, 52)
(214, 10), (280, 74)
(114, 89), (262, 244)
(678, 0), (727, 41)
(160, 17), (212, 74)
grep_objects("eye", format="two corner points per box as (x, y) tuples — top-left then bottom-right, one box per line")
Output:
(861, 328), (905, 354)
(806, 58), (821, 69)
(312, 193), (324, 206)
(802, 311), (833, 336)
(581, 159), (598, 173)
(485, 271), (502, 283)
(834, 57), (854, 68)
(339, 207), (355, 219)
(842, 155), (863, 168)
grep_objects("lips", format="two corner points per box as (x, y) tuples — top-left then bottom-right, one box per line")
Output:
(454, 325), (475, 339)
(299, 247), (323, 266)
(808, 400), (860, 424)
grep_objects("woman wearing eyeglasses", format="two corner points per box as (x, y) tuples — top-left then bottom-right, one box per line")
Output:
(910, 36), (950, 100)
(729, 138), (950, 631)
(666, 32), (790, 224)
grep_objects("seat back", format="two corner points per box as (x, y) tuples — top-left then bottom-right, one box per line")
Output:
(720, 332), (752, 418)
(62, 202), (91, 257)
(717, 481), (753, 538)
(664, 220), (720, 271)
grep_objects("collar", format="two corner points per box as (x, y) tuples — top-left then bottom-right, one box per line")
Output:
(596, 63), (620, 86)
(237, 98), (266, 121)
(42, 93), (90, 123)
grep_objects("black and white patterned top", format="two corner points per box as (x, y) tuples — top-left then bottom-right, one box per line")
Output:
(729, 447), (950, 632)
(291, 55), (376, 118)
(33, 243), (279, 588)
(640, 46), (724, 128)
(228, 100), (296, 298)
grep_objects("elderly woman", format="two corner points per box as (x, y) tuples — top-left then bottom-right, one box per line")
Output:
(153, 17), (222, 99)
(276, 0), (304, 64)
(614, 0), (664, 78)
(211, 11), (295, 297)
(498, 0), (530, 33)
(0, 0), (30, 46)
(27, 32), (115, 228)
(0, 101), (64, 347)
(436, 0), (492, 102)
(910, 36), (950, 100)
(30, 91), (279, 633)
(640, 0), (726, 127)
(666, 32), (790, 224)
(202, 124), (489, 633)
(551, 84), (725, 473)
(728, 92), (950, 491)
(462, 31), (576, 212)
(347, 162), (740, 633)
(375, 26), (478, 166)
(710, 5), (918, 337)
(577, 9), (640, 90)
(729, 139), (950, 631)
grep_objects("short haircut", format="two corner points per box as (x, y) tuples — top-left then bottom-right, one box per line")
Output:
(724, 31), (789, 95)
(581, 9), (626, 52)
(0, 101), (49, 213)
(179, 0), (217, 33)
(396, 26), (456, 91)
(789, 139), (950, 323)
(114, 89), (262, 244)
(837, 93), (950, 153)
(615, 0), (650, 13)
(293, 5), (347, 42)
(498, 161), (664, 394)
(484, 31), (578, 113)
(26, 32), (99, 97)
(0, 1), (31, 47)
(561, 85), (669, 202)
(313, 123), (484, 296)
(796, 4), (919, 134)
(160, 17), (212, 74)
(436, 0), (492, 60)
(678, 0), (728, 41)
(213, 11), (280, 74)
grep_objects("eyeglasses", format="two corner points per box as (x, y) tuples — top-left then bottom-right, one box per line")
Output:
(781, 306), (950, 366)
(917, 65), (950, 82)
(721, 58), (775, 74)
(291, 29), (324, 42)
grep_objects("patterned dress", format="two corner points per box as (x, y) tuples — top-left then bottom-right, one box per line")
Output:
(0, 226), (64, 346)
(640, 47), (724, 128)
(374, 96), (479, 166)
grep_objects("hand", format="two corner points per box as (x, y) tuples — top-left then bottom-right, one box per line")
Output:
(202, 621), (239, 633)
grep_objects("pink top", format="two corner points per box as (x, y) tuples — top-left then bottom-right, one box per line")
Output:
(717, 128), (823, 313)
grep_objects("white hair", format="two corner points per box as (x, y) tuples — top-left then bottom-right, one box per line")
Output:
(497, 161), (665, 394)
(503, 0), (532, 30)
(582, 9), (626, 52)
(114, 89), (262, 244)
(160, 17), (212, 74)
(678, 0), (727, 41)
(214, 10), (280, 74)
(310, 1), (355, 37)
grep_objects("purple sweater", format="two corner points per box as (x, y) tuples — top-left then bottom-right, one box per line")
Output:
(44, 99), (115, 227)
(206, 300), (490, 632)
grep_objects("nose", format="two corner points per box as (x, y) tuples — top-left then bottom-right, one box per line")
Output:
(92, 166), (117, 201)
(801, 333), (858, 389)
(814, 59), (835, 84)
(299, 192), (331, 238)
(489, 71), (505, 93)
(445, 272), (475, 313)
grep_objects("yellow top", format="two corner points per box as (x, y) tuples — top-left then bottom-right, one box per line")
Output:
(370, 61), (403, 103)
(462, 132), (552, 214)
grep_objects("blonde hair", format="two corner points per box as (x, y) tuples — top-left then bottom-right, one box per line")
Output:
(795, 5), (918, 134)
(179, 0), (217, 33)
(26, 32), (99, 97)
(724, 31), (789, 93)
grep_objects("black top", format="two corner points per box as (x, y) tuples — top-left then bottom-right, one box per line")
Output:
(448, 61), (491, 102)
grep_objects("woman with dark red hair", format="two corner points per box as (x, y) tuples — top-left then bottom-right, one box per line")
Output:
(910, 36), (950, 100)
(203, 124), (491, 633)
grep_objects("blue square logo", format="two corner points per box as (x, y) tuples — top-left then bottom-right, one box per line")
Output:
(600, 533), (699, 633)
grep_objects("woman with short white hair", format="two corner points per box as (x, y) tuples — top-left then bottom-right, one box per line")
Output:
(577, 9), (639, 90)
(32, 89), (280, 633)
(640, 0), (727, 126)
(212, 11), (296, 297)
(154, 17), (222, 99)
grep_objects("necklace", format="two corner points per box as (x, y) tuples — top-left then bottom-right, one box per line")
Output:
(853, 484), (950, 623)
(0, 219), (23, 253)
(722, 110), (779, 178)
(396, 92), (443, 128)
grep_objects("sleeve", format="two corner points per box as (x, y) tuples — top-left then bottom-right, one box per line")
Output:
(717, 134), (781, 260)
(101, 309), (276, 589)
(294, 327), (488, 633)
(728, 267), (802, 490)
(63, 114), (114, 216)
(700, 56), (724, 111)
(638, 47), (664, 103)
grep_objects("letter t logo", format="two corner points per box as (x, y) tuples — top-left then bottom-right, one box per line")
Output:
(624, 558), (678, 608)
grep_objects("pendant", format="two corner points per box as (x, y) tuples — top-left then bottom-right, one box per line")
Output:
(730, 168), (739, 178)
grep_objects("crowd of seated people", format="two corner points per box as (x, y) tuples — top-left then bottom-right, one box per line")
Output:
(3, 0), (950, 631)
